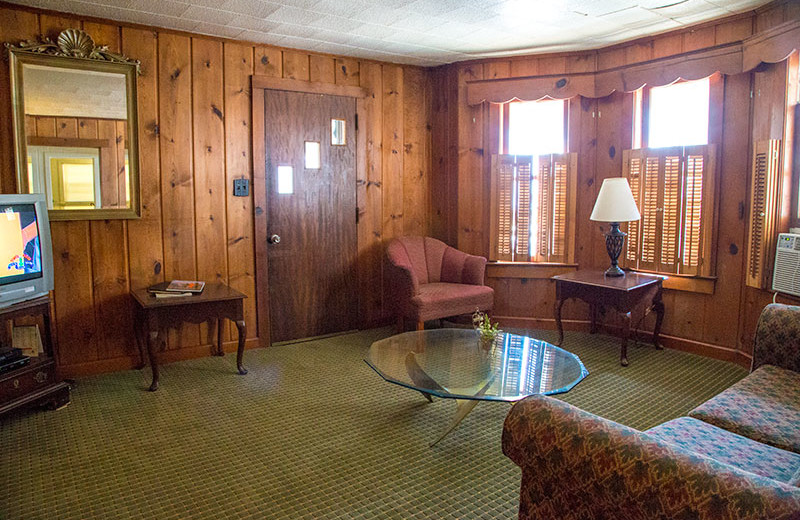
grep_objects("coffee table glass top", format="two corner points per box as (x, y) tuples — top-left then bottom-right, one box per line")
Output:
(366, 329), (588, 402)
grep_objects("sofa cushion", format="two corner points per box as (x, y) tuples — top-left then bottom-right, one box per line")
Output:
(410, 283), (494, 323)
(646, 416), (800, 484)
(689, 365), (800, 453)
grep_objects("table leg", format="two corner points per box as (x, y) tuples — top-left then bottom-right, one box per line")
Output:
(430, 399), (480, 447)
(235, 319), (247, 375)
(147, 329), (160, 391)
(554, 298), (565, 346)
(653, 297), (665, 351)
(620, 313), (631, 367)
(216, 318), (225, 356)
(590, 304), (600, 334)
(133, 309), (146, 369)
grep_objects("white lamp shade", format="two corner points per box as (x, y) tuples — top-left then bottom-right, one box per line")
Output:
(590, 178), (641, 223)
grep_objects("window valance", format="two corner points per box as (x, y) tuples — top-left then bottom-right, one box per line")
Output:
(467, 19), (800, 105)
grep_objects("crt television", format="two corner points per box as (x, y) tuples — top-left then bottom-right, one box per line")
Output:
(0, 193), (54, 308)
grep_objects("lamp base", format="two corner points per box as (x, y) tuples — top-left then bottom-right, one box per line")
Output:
(604, 222), (626, 277)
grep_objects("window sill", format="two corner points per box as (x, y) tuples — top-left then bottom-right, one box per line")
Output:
(630, 269), (716, 294)
(487, 262), (579, 279)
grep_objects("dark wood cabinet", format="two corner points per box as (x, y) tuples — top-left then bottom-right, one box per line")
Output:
(0, 295), (70, 416)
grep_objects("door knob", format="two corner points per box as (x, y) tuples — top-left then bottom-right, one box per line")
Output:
(268, 234), (281, 244)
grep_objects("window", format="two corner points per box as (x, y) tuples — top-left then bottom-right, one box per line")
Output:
(647, 78), (710, 148)
(490, 99), (577, 263)
(27, 146), (101, 210)
(624, 77), (718, 278)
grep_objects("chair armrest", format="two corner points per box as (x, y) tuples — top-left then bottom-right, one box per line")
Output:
(385, 243), (419, 315)
(441, 246), (488, 285)
(503, 395), (800, 520)
(461, 254), (487, 285)
(753, 303), (800, 373)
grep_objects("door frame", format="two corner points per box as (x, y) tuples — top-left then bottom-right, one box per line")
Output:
(251, 75), (367, 346)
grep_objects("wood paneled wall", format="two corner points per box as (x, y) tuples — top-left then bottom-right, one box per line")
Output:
(0, 4), (432, 376)
(433, 0), (800, 366)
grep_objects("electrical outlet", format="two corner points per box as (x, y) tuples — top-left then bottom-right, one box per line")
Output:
(233, 178), (249, 197)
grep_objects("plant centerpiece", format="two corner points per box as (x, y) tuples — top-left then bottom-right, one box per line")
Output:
(472, 309), (501, 351)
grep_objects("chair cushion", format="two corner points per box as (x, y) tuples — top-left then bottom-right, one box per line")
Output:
(689, 365), (800, 453)
(409, 283), (494, 322)
(646, 417), (800, 484)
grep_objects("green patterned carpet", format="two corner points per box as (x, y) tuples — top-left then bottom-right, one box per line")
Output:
(0, 328), (747, 520)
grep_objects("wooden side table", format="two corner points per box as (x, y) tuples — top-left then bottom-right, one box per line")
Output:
(552, 270), (665, 366)
(131, 283), (248, 391)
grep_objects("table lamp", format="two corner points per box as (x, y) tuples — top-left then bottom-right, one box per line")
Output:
(590, 178), (641, 277)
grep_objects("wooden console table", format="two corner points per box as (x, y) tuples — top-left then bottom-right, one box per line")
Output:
(552, 270), (665, 366)
(0, 295), (70, 416)
(131, 283), (248, 391)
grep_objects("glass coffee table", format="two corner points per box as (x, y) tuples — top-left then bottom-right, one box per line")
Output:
(366, 328), (588, 445)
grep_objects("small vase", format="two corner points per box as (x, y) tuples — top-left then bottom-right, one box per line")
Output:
(478, 335), (496, 352)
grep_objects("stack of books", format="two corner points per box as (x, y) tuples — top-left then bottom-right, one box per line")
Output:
(148, 280), (205, 298)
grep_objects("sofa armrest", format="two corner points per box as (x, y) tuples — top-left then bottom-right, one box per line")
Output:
(503, 395), (800, 520)
(753, 303), (800, 373)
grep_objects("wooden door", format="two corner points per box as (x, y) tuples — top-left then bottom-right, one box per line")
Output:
(262, 90), (357, 342)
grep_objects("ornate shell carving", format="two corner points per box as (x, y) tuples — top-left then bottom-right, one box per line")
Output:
(5, 29), (140, 73)
(57, 28), (95, 58)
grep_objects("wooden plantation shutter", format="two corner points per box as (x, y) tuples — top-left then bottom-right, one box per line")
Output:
(490, 155), (517, 261)
(622, 144), (716, 276)
(536, 153), (577, 263)
(746, 139), (782, 288)
(490, 153), (577, 262)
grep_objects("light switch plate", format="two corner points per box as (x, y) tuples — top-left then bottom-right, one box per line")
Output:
(233, 178), (249, 197)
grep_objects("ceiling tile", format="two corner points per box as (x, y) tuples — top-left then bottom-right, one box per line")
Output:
(265, 5), (322, 25)
(183, 5), (236, 25)
(220, 0), (281, 18)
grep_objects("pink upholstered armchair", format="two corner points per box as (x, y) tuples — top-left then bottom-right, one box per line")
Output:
(385, 236), (494, 331)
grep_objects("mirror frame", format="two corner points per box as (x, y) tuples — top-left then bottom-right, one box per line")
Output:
(6, 29), (141, 220)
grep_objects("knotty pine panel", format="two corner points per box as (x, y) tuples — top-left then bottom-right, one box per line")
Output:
(382, 64), (405, 241)
(223, 42), (258, 341)
(310, 55), (335, 84)
(700, 74), (750, 349)
(429, 66), (458, 246)
(402, 67), (430, 237)
(123, 26), (164, 294)
(456, 63), (486, 256)
(573, 96), (598, 270)
(356, 62), (384, 325)
(254, 47), (282, 77)
(336, 58), (360, 87)
(192, 38), (228, 344)
(158, 32), (199, 350)
(282, 51), (310, 81)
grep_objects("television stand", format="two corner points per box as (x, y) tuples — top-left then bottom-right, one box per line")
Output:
(0, 295), (71, 416)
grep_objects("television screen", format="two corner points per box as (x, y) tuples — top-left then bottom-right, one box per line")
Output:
(0, 203), (43, 286)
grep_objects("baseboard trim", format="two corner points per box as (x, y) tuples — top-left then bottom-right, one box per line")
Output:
(59, 337), (263, 378)
(494, 315), (752, 369)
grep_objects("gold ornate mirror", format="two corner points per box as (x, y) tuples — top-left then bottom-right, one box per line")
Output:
(6, 29), (141, 220)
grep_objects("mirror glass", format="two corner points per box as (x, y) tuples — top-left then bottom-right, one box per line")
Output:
(8, 30), (140, 220)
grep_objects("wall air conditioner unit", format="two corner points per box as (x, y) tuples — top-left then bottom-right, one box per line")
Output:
(772, 233), (800, 297)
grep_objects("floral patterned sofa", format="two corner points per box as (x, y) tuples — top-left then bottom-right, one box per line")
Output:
(502, 303), (800, 519)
